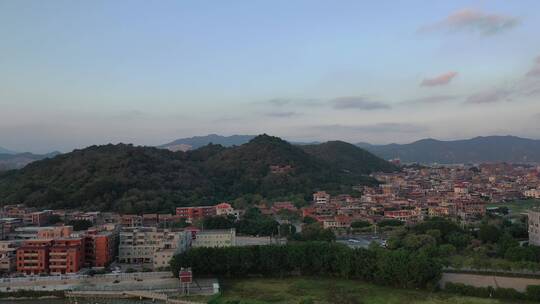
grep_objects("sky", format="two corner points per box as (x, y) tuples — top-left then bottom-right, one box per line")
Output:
(1, 0), (540, 153)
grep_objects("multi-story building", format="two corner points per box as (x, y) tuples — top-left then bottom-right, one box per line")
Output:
(16, 239), (52, 275)
(9, 225), (73, 240)
(215, 203), (239, 218)
(0, 240), (20, 273)
(525, 189), (540, 199)
(529, 209), (540, 246)
(313, 191), (330, 205)
(118, 227), (191, 266)
(24, 210), (53, 226)
(192, 228), (236, 248)
(16, 238), (86, 275)
(84, 226), (118, 268)
(49, 238), (85, 275)
(175, 206), (216, 222)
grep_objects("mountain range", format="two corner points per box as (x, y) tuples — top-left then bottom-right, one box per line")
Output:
(0, 152), (60, 171)
(357, 135), (540, 164)
(161, 134), (540, 164)
(0, 147), (17, 154)
(159, 134), (256, 151)
(0, 135), (395, 213)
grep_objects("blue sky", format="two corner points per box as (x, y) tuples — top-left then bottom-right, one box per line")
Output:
(1, 0), (540, 152)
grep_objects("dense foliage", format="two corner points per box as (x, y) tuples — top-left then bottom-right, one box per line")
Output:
(301, 141), (398, 174)
(0, 135), (393, 213)
(170, 242), (442, 289)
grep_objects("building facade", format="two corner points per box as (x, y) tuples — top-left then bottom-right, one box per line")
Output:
(192, 228), (236, 248)
(529, 209), (540, 246)
(118, 227), (190, 266)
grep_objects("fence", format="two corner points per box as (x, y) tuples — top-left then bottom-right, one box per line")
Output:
(0, 271), (172, 285)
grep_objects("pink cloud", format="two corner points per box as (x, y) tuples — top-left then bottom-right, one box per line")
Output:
(421, 72), (458, 87)
(420, 9), (519, 36)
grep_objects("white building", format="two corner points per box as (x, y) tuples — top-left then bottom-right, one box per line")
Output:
(192, 229), (236, 248)
(313, 191), (330, 204)
(528, 209), (540, 246)
(524, 189), (540, 199)
(118, 227), (191, 267)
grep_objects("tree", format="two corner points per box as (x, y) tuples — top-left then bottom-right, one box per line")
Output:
(479, 224), (501, 243)
(48, 214), (63, 225)
(303, 216), (317, 224)
(202, 215), (235, 229)
(351, 220), (371, 229)
(291, 223), (335, 242)
(377, 219), (403, 227)
(67, 219), (93, 231)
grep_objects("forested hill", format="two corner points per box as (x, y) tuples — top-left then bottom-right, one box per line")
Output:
(0, 135), (395, 214)
(301, 141), (397, 174)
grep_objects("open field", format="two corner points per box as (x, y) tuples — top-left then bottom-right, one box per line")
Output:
(488, 199), (540, 216)
(210, 277), (532, 304)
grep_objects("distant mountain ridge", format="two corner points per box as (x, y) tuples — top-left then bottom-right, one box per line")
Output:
(159, 134), (255, 151)
(0, 151), (61, 171)
(0, 147), (17, 154)
(358, 135), (540, 164)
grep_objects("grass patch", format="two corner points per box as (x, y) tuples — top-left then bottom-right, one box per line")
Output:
(488, 199), (540, 216)
(211, 277), (532, 304)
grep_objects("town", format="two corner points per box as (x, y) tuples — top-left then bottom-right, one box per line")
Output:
(1, 162), (539, 278)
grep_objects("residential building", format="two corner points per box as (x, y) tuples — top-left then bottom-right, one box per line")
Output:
(118, 227), (191, 266)
(192, 228), (236, 248)
(313, 191), (330, 204)
(84, 227), (118, 268)
(525, 189), (540, 199)
(49, 238), (85, 275)
(0, 240), (20, 273)
(16, 239), (52, 275)
(175, 206), (216, 222)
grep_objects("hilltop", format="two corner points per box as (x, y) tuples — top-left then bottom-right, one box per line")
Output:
(0, 135), (394, 213)
(301, 141), (397, 174)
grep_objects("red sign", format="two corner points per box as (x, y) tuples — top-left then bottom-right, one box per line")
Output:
(179, 270), (192, 283)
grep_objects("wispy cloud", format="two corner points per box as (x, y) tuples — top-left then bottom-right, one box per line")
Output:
(466, 88), (512, 104)
(402, 95), (460, 105)
(265, 111), (299, 118)
(420, 9), (520, 36)
(264, 98), (321, 107)
(526, 56), (540, 77)
(421, 72), (458, 87)
(313, 123), (428, 134)
(331, 96), (390, 110)
(466, 55), (540, 104)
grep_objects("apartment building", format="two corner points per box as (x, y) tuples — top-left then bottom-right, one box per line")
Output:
(84, 227), (118, 268)
(49, 238), (85, 274)
(118, 227), (191, 266)
(525, 189), (540, 199)
(192, 228), (236, 248)
(16, 239), (52, 275)
(313, 191), (331, 205)
(16, 238), (88, 275)
(0, 240), (20, 273)
(175, 206), (216, 222)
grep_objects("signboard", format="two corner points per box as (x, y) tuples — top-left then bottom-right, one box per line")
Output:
(179, 270), (193, 284)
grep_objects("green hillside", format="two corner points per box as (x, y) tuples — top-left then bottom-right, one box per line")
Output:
(0, 135), (392, 213)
